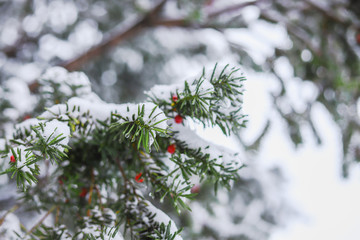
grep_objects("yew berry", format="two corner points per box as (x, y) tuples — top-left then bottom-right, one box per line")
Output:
(79, 188), (88, 197)
(58, 177), (64, 185)
(23, 114), (31, 120)
(191, 184), (200, 194)
(174, 115), (183, 124)
(10, 155), (16, 163)
(167, 144), (176, 154)
(135, 173), (144, 183)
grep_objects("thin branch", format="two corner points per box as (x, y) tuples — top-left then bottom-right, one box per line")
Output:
(153, 18), (189, 27)
(94, 185), (102, 208)
(304, 0), (353, 26)
(208, 0), (258, 19)
(116, 158), (128, 184)
(60, 0), (167, 71)
(154, 0), (260, 28)
(58, 0), (261, 71)
(27, 0), (260, 93)
(26, 205), (56, 235)
(260, 11), (321, 55)
(86, 168), (95, 217)
(0, 204), (20, 226)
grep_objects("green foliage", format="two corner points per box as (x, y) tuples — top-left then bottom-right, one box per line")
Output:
(149, 64), (247, 136)
(1, 122), (69, 191)
(110, 105), (169, 153)
(0, 65), (246, 239)
(149, 221), (183, 240)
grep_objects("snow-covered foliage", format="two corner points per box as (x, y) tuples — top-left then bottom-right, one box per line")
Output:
(0, 65), (246, 239)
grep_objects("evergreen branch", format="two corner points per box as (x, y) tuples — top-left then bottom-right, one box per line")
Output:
(2, 66), (245, 239)
(148, 64), (246, 135)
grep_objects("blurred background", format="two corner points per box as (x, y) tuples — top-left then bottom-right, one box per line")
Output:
(1, 0), (360, 239)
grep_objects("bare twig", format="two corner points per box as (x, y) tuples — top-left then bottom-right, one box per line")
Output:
(27, 0), (263, 92)
(55, 0), (261, 72)
(86, 169), (95, 216)
(26, 205), (56, 235)
(304, 0), (351, 26)
(260, 11), (321, 55)
(0, 204), (20, 226)
(61, 0), (167, 71)
(208, 0), (258, 19)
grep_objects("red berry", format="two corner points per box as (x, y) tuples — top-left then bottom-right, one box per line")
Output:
(174, 115), (183, 124)
(79, 187), (88, 197)
(135, 173), (144, 183)
(167, 144), (176, 154)
(23, 114), (31, 120)
(205, 0), (214, 6)
(191, 184), (200, 194)
(58, 178), (64, 185)
(357, 33), (360, 45)
(172, 95), (178, 102)
(10, 155), (16, 163)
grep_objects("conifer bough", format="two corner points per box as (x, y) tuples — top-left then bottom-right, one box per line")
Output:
(0, 64), (246, 239)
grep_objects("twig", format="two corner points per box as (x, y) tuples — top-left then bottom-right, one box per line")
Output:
(260, 11), (321, 55)
(94, 185), (102, 208)
(116, 158), (128, 184)
(27, 0), (261, 93)
(55, 206), (60, 225)
(208, 0), (258, 19)
(304, 0), (352, 26)
(86, 168), (95, 216)
(26, 205), (56, 235)
(0, 204), (20, 226)
(60, 0), (167, 71)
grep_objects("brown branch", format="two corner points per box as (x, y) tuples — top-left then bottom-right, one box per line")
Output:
(58, 0), (262, 71)
(27, 0), (259, 92)
(153, 18), (190, 27)
(117, 158), (128, 184)
(260, 11), (321, 55)
(208, 0), (258, 19)
(94, 185), (102, 208)
(2, 35), (39, 58)
(154, 0), (260, 28)
(86, 168), (95, 216)
(304, 0), (352, 26)
(60, 0), (167, 71)
(26, 205), (56, 235)
(0, 204), (20, 226)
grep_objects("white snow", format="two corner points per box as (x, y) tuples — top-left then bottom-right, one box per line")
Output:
(145, 200), (183, 240)
(79, 207), (124, 240)
(41, 120), (70, 151)
(40, 97), (168, 147)
(3, 77), (37, 117)
(172, 123), (242, 168)
(0, 212), (21, 240)
(0, 139), (6, 150)
(40, 67), (92, 97)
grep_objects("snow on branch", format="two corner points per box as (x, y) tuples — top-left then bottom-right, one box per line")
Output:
(0, 64), (246, 239)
